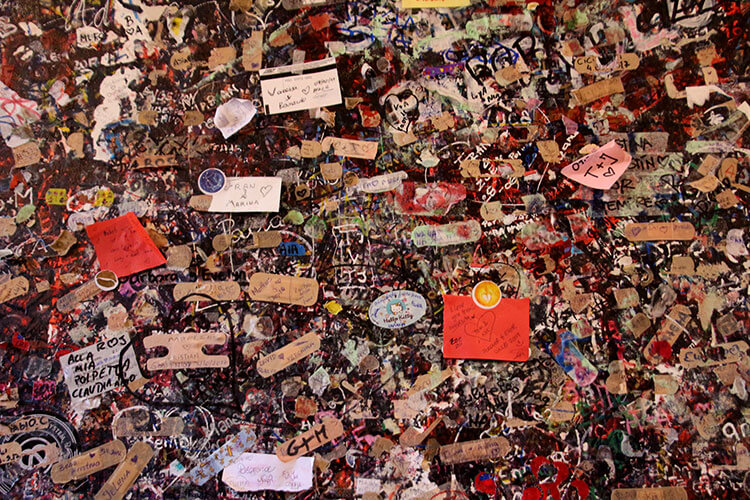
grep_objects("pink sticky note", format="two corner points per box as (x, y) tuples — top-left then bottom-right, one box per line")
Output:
(561, 140), (632, 190)
(86, 212), (166, 278)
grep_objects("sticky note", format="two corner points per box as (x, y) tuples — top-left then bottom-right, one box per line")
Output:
(442, 295), (529, 361)
(402, 0), (470, 7)
(86, 213), (166, 278)
(561, 140), (632, 190)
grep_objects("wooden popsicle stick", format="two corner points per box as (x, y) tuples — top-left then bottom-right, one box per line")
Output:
(51, 440), (127, 484)
(276, 418), (344, 462)
(247, 273), (319, 306)
(94, 441), (154, 500)
(256, 333), (320, 377)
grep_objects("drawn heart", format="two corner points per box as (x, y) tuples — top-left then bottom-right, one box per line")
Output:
(301, 86), (310, 95)
(90, 452), (96, 458)
(629, 226), (641, 236)
(602, 167), (616, 177)
(260, 185), (272, 197)
(131, 456), (139, 463)
(464, 311), (494, 341)
(521, 457), (570, 500)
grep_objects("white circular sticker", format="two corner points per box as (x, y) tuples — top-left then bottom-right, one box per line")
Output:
(368, 290), (427, 329)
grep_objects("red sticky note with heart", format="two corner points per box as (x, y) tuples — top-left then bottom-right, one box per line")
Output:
(86, 212), (166, 278)
(560, 140), (631, 190)
(442, 295), (529, 361)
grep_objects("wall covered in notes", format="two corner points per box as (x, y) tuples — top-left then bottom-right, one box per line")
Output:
(0, 0), (748, 499)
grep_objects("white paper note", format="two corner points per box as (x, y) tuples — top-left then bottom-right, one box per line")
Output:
(214, 98), (257, 139)
(222, 453), (313, 492)
(260, 57), (342, 114)
(60, 332), (142, 404)
(209, 177), (282, 212)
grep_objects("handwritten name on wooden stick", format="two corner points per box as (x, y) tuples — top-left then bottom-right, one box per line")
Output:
(0, 442), (21, 465)
(247, 273), (319, 306)
(256, 332), (321, 377)
(51, 440), (127, 484)
(624, 222), (696, 241)
(440, 436), (510, 465)
(144, 332), (230, 370)
(276, 418), (344, 462)
(0, 414), (50, 436)
(94, 441), (154, 500)
(611, 487), (687, 500)
(173, 281), (241, 301)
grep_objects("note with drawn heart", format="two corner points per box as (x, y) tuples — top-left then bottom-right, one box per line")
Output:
(259, 57), (342, 114)
(190, 177), (282, 213)
(443, 294), (529, 361)
(561, 140), (632, 190)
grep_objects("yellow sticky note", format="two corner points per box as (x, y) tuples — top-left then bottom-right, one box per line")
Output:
(325, 301), (342, 315)
(45, 189), (68, 206)
(402, 0), (470, 8)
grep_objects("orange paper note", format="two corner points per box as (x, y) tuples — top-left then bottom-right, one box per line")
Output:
(442, 295), (529, 361)
(86, 213), (166, 278)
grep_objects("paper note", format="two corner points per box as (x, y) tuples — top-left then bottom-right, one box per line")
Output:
(86, 213), (166, 278)
(440, 436), (510, 465)
(320, 137), (378, 160)
(222, 453), (314, 492)
(214, 98), (257, 139)
(186, 428), (257, 485)
(260, 57), (342, 114)
(442, 295), (529, 361)
(403, 0), (470, 7)
(196, 177), (282, 213)
(561, 141), (632, 189)
(358, 171), (408, 193)
(257, 332), (321, 377)
(12, 141), (41, 168)
(60, 332), (143, 404)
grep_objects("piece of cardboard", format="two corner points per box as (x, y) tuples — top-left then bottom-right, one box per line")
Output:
(134, 154), (177, 169)
(400, 417), (443, 447)
(0, 218), (17, 237)
(611, 487), (687, 500)
(624, 222), (696, 241)
(321, 137), (378, 160)
(113, 415), (184, 438)
(144, 332), (229, 370)
(51, 439), (127, 484)
(561, 141), (632, 190)
(460, 159), (524, 178)
(574, 53), (640, 74)
(643, 304), (692, 364)
(250, 231), (283, 249)
(186, 428), (257, 485)
(12, 141), (41, 168)
(440, 436), (510, 465)
(402, 0), (470, 7)
(173, 281), (241, 302)
(247, 273), (319, 306)
(0, 276), (29, 304)
(257, 332), (320, 377)
(572, 76), (624, 106)
(406, 368), (453, 397)
(56, 278), (101, 313)
(0, 414), (50, 436)
(94, 441), (154, 500)
(679, 341), (748, 369)
(276, 418), (344, 462)
(242, 31), (263, 71)
(443, 295), (530, 362)
(536, 140), (561, 163)
(300, 140), (322, 158)
(86, 213), (166, 278)
(0, 442), (22, 465)
(50, 230), (77, 256)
